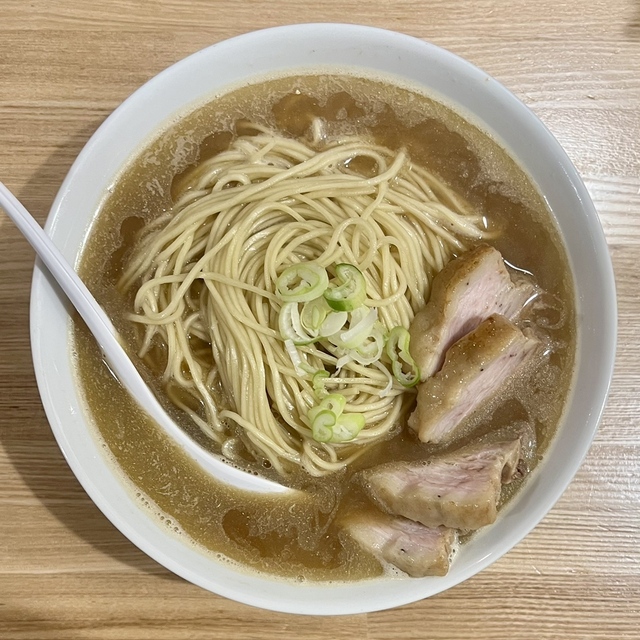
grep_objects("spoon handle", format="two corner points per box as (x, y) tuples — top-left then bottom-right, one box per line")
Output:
(0, 182), (287, 494)
(0, 182), (121, 346)
(0, 182), (156, 415)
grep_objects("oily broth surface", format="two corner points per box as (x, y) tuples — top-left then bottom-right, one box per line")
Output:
(75, 73), (575, 581)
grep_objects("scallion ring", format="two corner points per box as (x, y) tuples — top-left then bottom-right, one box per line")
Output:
(323, 263), (367, 311)
(385, 326), (421, 387)
(276, 262), (329, 303)
(331, 413), (366, 443)
(311, 409), (336, 443)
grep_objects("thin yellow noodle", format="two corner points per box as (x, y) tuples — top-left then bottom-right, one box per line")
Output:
(119, 125), (491, 477)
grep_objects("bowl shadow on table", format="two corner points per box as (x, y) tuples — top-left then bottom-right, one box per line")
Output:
(0, 127), (179, 584)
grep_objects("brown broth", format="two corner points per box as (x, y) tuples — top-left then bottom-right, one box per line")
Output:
(74, 72), (576, 581)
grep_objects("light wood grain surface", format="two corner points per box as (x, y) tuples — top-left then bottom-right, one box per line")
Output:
(1, 1), (639, 637)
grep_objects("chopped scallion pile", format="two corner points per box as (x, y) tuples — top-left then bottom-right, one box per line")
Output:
(276, 260), (421, 443)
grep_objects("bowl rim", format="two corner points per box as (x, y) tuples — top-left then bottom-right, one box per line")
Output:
(29, 23), (617, 615)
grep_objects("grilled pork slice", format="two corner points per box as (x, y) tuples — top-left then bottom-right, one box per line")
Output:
(408, 314), (539, 444)
(362, 439), (522, 531)
(409, 244), (535, 379)
(343, 511), (457, 577)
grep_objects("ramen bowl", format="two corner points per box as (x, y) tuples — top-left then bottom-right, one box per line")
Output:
(30, 24), (616, 615)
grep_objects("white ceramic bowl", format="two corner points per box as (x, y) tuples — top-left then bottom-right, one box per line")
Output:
(30, 24), (616, 615)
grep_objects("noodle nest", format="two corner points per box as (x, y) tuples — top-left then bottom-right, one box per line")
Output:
(119, 123), (491, 477)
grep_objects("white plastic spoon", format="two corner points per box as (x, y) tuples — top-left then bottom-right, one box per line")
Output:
(0, 182), (288, 494)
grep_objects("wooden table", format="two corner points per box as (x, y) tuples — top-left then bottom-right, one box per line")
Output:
(1, 1), (638, 637)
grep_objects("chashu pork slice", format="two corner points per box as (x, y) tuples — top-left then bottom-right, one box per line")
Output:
(409, 244), (535, 379)
(343, 511), (457, 577)
(408, 314), (539, 444)
(362, 439), (523, 531)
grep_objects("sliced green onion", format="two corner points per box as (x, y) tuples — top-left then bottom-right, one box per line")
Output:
(323, 263), (367, 311)
(319, 310), (348, 337)
(331, 413), (366, 443)
(284, 339), (305, 376)
(309, 406), (365, 444)
(308, 393), (347, 423)
(300, 296), (331, 334)
(386, 326), (421, 387)
(351, 327), (385, 365)
(276, 262), (329, 303)
(279, 302), (315, 345)
(337, 307), (377, 349)
(312, 369), (330, 399)
(372, 360), (394, 398)
(284, 339), (315, 376)
(322, 393), (347, 416)
(300, 296), (348, 339)
(311, 409), (336, 443)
